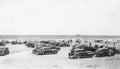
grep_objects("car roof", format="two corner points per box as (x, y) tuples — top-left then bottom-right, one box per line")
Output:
(95, 48), (108, 53)
(74, 48), (85, 51)
(41, 46), (50, 49)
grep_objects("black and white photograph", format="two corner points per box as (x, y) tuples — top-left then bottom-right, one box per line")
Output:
(0, 0), (120, 69)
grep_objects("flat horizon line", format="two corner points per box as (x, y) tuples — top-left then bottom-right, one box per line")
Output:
(0, 34), (120, 36)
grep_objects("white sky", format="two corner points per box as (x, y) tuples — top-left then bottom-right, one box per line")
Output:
(0, 0), (120, 35)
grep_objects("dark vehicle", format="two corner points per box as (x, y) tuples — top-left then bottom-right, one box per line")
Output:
(0, 40), (10, 46)
(46, 44), (60, 51)
(32, 47), (43, 54)
(67, 39), (72, 43)
(108, 47), (120, 54)
(50, 46), (60, 51)
(0, 47), (9, 56)
(72, 44), (96, 52)
(48, 41), (58, 46)
(84, 46), (97, 52)
(37, 44), (60, 51)
(11, 41), (17, 45)
(0, 42), (6, 46)
(76, 39), (81, 43)
(94, 40), (104, 43)
(23, 41), (27, 44)
(95, 48), (115, 57)
(17, 41), (23, 44)
(6, 40), (10, 44)
(58, 42), (70, 47)
(25, 42), (35, 48)
(68, 49), (94, 59)
(40, 41), (49, 44)
(72, 44), (88, 49)
(32, 47), (58, 55)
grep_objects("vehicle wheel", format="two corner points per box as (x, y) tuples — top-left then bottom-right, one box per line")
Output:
(113, 53), (115, 56)
(76, 55), (80, 59)
(90, 55), (93, 58)
(36, 52), (39, 55)
(32, 51), (35, 54)
(68, 53), (71, 56)
(7, 51), (9, 55)
(8, 51), (10, 54)
(42, 52), (45, 55)
(3, 52), (6, 55)
(54, 51), (57, 54)
(69, 56), (70, 59)
(69, 56), (72, 59)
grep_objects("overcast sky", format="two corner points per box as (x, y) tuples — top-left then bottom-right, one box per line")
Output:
(0, 0), (120, 35)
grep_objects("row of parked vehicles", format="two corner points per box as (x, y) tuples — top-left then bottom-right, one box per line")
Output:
(0, 43), (61, 56)
(68, 44), (120, 59)
(25, 40), (71, 48)
(1, 43), (118, 57)
(0, 40), (23, 46)
(0, 39), (70, 56)
(27, 40), (70, 55)
(0, 39), (120, 59)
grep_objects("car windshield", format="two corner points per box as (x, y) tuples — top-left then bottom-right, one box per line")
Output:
(36, 47), (42, 49)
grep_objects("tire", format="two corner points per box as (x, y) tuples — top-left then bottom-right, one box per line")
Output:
(32, 51), (35, 54)
(68, 53), (71, 56)
(42, 52), (45, 55)
(76, 55), (80, 59)
(36, 52), (39, 55)
(6, 51), (9, 55)
(90, 55), (93, 58)
(69, 56), (71, 59)
(54, 51), (57, 54)
(8, 51), (10, 54)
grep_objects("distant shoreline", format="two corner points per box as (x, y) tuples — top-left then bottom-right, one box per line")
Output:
(0, 35), (120, 40)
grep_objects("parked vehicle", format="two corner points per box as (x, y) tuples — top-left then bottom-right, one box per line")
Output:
(68, 48), (94, 59)
(58, 42), (70, 47)
(11, 41), (18, 45)
(32, 47), (58, 55)
(0, 42), (6, 46)
(32, 47), (43, 54)
(37, 44), (60, 51)
(45, 44), (60, 51)
(25, 42), (35, 48)
(72, 44), (96, 52)
(0, 47), (9, 56)
(107, 47), (120, 54)
(95, 48), (115, 57)
(40, 41), (49, 44)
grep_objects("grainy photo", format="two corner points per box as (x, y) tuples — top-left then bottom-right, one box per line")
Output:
(0, 0), (120, 69)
